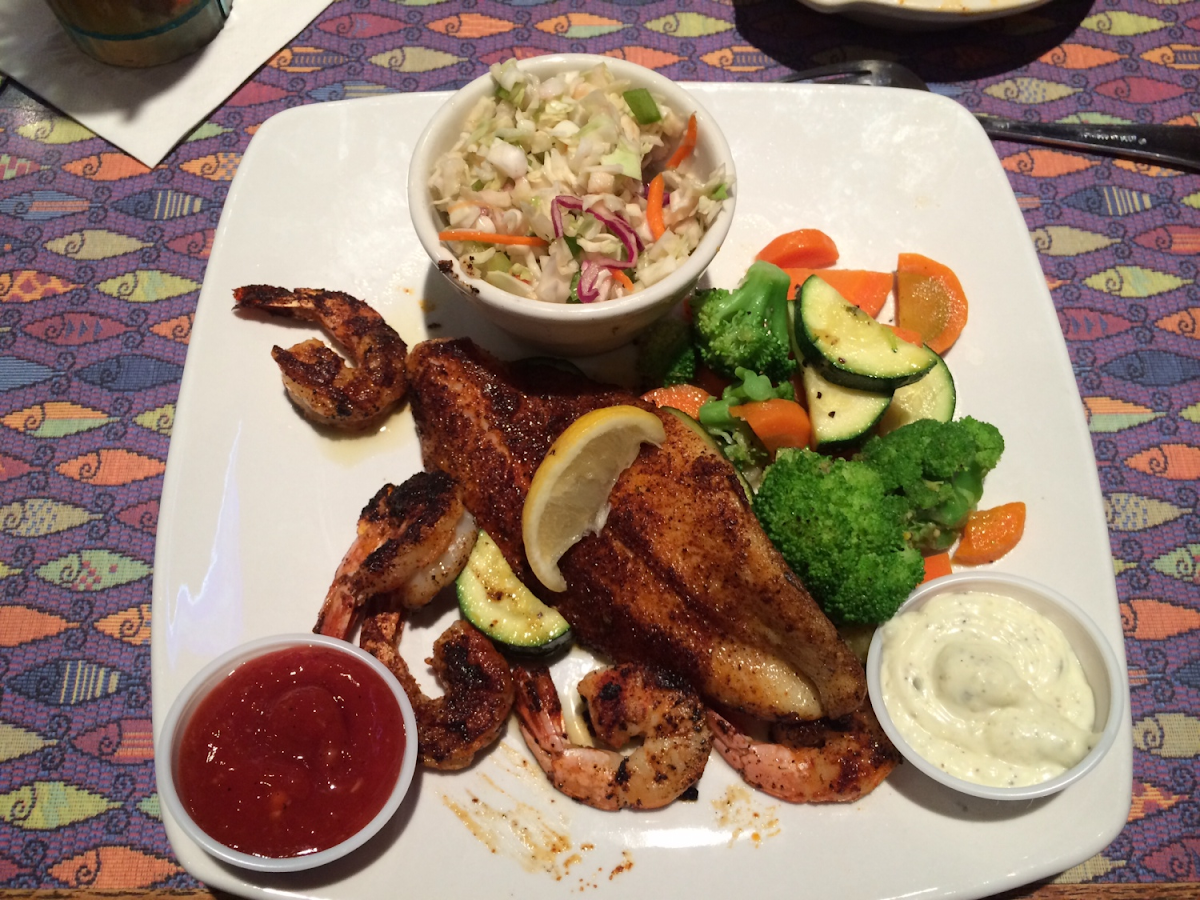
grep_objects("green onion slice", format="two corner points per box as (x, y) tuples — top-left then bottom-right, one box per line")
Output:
(623, 88), (662, 125)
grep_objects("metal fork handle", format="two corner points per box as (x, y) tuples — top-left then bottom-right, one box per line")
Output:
(976, 116), (1200, 172)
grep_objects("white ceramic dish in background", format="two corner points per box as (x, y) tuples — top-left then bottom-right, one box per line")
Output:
(155, 634), (419, 873)
(153, 84), (1131, 900)
(866, 572), (1124, 801)
(796, 0), (1053, 29)
(407, 53), (735, 356)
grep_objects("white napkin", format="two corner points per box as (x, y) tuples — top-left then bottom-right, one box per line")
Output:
(0, 0), (333, 167)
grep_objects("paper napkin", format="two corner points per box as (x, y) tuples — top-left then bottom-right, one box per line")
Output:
(0, 0), (333, 167)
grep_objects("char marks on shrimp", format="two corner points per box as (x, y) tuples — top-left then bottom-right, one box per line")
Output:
(363, 614), (513, 771)
(708, 707), (901, 803)
(315, 471), (476, 639)
(233, 285), (408, 429)
(312, 469), (510, 771)
(513, 663), (712, 810)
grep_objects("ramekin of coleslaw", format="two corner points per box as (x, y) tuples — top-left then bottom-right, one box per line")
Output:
(408, 54), (736, 356)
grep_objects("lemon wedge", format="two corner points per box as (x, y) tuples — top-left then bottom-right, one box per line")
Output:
(523, 405), (665, 592)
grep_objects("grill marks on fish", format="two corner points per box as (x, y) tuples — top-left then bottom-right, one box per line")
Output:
(598, 423), (865, 718)
(407, 339), (628, 573)
(406, 338), (867, 722)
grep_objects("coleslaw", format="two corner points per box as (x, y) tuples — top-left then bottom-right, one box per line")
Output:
(429, 60), (732, 304)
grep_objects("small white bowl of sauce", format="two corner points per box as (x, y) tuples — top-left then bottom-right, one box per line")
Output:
(866, 572), (1123, 801)
(157, 634), (418, 872)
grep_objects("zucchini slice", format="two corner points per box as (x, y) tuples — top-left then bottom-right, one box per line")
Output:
(457, 530), (572, 656)
(793, 275), (937, 392)
(802, 362), (892, 451)
(878, 352), (956, 435)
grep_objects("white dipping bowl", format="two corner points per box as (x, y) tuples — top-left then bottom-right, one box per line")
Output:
(866, 572), (1123, 801)
(408, 53), (736, 357)
(156, 634), (418, 873)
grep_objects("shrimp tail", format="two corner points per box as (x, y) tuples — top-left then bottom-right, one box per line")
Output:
(513, 663), (712, 811)
(708, 707), (900, 803)
(313, 472), (476, 638)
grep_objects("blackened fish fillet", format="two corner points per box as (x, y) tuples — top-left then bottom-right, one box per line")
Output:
(406, 338), (866, 720)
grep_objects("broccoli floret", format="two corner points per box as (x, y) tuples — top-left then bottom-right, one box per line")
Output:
(857, 416), (1005, 552)
(698, 367), (795, 486)
(692, 260), (796, 383)
(698, 367), (795, 428)
(635, 315), (697, 390)
(754, 448), (924, 625)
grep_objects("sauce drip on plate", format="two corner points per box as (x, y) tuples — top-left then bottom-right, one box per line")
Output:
(175, 644), (406, 858)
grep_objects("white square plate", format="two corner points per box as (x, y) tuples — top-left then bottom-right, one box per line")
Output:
(152, 84), (1131, 900)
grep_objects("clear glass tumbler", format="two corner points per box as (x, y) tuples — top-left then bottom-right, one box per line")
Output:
(44, 0), (232, 68)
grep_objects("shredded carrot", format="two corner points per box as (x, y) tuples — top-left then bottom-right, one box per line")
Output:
(756, 229), (839, 269)
(646, 173), (666, 241)
(729, 398), (812, 458)
(953, 502), (1027, 565)
(610, 269), (635, 292)
(896, 253), (969, 355)
(641, 384), (713, 420)
(438, 229), (548, 247)
(921, 552), (953, 583)
(666, 113), (698, 169)
(783, 268), (893, 318)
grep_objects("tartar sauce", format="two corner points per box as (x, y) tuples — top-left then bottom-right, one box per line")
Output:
(878, 590), (1097, 788)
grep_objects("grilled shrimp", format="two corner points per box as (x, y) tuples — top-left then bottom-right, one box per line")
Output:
(708, 707), (900, 803)
(314, 470), (509, 770)
(362, 612), (513, 771)
(314, 471), (477, 639)
(233, 285), (407, 429)
(513, 663), (712, 811)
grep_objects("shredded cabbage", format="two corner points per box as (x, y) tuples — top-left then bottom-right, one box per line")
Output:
(430, 61), (732, 304)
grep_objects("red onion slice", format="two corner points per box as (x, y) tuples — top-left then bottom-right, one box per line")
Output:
(552, 195), (641, 271)
(588, 205), (643, 258)
(577, 260), (603, 303)
(551, 195), (584, 239)
(592, 255), (633, 270)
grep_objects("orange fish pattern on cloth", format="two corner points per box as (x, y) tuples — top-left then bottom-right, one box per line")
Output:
(1, 0), (1199, 890)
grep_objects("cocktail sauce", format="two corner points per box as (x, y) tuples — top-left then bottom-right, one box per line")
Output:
(175, 644), (406, 859)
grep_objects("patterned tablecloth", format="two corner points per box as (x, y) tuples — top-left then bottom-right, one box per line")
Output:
(1, 0), (1198, 891)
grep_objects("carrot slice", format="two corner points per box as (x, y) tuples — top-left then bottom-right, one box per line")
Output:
(641, 384), (713, 420)
(896, 253), (969, 355)
(756, 229), (839, 269)
(665, 114), (698, 169)
(783, 268), (892, 317)
(438, 230), (548, 247)
(646, 173), (666, 241)
(729, 398), (812, 458)
(953, 502), (1026, 565)
(611, 269), (635, 292)
(921, 552), (953, 583)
